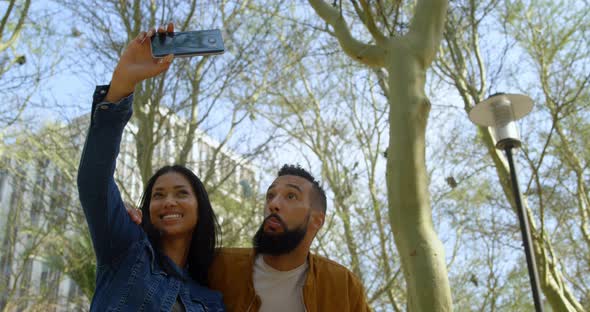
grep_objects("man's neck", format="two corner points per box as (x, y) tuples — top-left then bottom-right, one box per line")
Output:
(262, 245), (308, 271)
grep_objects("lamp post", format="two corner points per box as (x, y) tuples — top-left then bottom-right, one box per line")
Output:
(468, 93), (544, 312)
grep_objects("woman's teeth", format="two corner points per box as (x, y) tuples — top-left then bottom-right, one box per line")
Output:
(162, 213), (182, 220)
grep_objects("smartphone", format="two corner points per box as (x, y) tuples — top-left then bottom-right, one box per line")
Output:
(151, 29), (225, 58)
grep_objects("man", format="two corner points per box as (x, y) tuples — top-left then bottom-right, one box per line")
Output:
(128, 164), (370, 311)
(208, 164), (370, 311)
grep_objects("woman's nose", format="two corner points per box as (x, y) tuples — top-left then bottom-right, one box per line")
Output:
(164, 195), (177, 207)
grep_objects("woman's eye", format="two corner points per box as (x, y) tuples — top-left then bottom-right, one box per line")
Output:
(152, 193), (163, 199)
(177, 190), (189, 197)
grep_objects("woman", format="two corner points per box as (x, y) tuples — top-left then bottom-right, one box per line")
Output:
(77, 23), (225, 311)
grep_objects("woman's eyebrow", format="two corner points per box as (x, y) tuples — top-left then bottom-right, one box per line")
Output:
(153, 185), (189, 191)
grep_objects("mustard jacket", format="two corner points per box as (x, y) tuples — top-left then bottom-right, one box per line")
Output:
(209, 248), (371, 312)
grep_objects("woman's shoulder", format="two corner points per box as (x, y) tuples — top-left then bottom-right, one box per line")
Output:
(186, 282), (225, 311)
(101, 234), (151, 269)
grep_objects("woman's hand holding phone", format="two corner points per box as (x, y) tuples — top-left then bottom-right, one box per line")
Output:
(105, 23), (175, 103)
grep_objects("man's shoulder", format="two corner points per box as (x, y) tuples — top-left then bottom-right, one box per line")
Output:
(310, 253), (348, 270)
(212, 247), (254, 268)
(216, 247), (254, 257)
(308, 253), (369, 308)
(209, 248), (255, 304)
(309, 253), (360, 281)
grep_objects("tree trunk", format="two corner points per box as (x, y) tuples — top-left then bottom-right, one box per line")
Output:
(307, 0), (451, 309)
(386, 47), (452, 311)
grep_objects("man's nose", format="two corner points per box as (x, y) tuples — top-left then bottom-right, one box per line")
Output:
(268, 197), (281, 213)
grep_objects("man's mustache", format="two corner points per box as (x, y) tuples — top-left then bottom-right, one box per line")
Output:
(263, 213), (287, 228)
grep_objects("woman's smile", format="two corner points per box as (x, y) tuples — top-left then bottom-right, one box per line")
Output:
(161, 212), (183, 220)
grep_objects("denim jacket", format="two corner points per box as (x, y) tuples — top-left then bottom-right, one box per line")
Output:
(77, 85), (225, 312)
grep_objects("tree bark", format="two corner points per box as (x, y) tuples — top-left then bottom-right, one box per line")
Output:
(386, 45), (452, 310)
(307, 0), (451, 310)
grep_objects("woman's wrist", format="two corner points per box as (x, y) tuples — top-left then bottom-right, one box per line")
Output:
(104, 76), (136, 103)
(104, 66), (135, 103)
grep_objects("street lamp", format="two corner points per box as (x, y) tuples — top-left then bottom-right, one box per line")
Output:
(468, 93), (544, 312)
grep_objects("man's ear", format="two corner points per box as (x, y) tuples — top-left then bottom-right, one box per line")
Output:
(310, 210), (325, 231)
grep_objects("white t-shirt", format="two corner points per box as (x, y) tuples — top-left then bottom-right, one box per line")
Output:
(253, 255), (309, 312)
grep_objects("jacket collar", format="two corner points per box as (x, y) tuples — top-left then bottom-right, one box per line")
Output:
(302, 253), (317, 310)
(145, 238), (191, 280)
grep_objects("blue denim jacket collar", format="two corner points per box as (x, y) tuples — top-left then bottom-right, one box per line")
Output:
(151, 244), (193, 282)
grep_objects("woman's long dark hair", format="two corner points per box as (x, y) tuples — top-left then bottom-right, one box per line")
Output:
(138, 165), (220, 286)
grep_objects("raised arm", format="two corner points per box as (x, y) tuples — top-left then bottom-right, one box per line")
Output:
(77, 86), (139, 265)
(77, 24), (175, 265)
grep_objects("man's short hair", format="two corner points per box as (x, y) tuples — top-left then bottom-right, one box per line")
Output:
(278, 164), (327, 214)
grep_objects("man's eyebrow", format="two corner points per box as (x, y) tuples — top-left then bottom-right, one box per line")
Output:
(265, 183), (302, 193)
(285, 183), (302, 192)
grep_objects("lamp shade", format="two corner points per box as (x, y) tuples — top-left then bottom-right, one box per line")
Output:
(468, 93), (534, 149)
(469, 93), (533, 127)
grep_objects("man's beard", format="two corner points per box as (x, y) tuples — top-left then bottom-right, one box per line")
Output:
(253, 213), (308, 256)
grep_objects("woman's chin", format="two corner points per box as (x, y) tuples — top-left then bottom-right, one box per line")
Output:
(158, 226), (192, 238)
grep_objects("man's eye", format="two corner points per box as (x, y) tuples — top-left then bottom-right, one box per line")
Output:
(266, 193), (274, 201)
(287, 193), (297, 200)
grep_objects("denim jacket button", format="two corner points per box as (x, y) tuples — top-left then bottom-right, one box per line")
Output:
(100, 105), (109, 110)
(100, 90), (106, 94)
